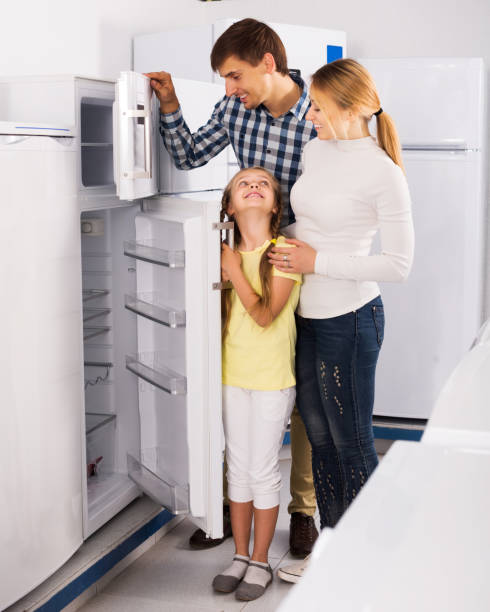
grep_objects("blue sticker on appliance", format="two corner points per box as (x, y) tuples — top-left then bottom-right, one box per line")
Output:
(327, 45), (343, 63)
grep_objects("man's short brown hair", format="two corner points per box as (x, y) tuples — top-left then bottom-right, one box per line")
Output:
(211, 18), (288, 75)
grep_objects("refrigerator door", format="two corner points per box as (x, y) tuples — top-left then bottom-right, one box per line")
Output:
(114, 71), (158, 201)
(374, 150), (484, 419)
(360, 58), (485, 150)
(125, 194), (223, 538)
(0, 134), (83, 608)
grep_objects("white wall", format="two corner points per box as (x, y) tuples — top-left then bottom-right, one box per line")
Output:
(2, 0), (490, 315)
(2, 0), (488, 82)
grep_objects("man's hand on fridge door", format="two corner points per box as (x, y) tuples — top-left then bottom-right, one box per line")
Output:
(144, 71), (180, 114)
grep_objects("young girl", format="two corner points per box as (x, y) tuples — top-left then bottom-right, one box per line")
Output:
(212, 167), (301, 601)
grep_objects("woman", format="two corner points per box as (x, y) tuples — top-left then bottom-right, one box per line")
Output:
(269, 58), (414, 580)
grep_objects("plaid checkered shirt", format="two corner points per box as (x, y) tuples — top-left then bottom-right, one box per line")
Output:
(159, 73), (316, 227)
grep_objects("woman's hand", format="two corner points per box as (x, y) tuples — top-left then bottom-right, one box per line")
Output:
(268, 239), (317, 274)
(221, 242), (241, 281)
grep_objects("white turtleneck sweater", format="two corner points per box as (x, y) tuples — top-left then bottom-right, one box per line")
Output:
(290, 136), (414, 319)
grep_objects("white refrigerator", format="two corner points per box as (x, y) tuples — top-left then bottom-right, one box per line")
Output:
(0, 123), (84, 609)
(359, 58), (487, 420)
(0, 75), (228, 610)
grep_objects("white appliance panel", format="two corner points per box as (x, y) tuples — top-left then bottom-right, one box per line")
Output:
(360, 58), (485, 150)
(279, 441), (490, 612)
(133, 26), (214, 82)
(423, 319), (490, 449)
(374, 150), (484, 419)
(0, 134), (83, 609)
(158, 78), (229, 195)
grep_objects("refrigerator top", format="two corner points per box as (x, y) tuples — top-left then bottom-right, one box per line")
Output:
(358, 57), (486, 151)
(0, 121), (75, 136)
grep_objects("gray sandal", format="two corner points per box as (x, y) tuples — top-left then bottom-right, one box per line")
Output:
(235, 562), (273, 601)
(212, 555), (250, 593)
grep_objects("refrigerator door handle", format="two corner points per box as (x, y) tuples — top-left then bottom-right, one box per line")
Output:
(212, 221), (234, 290)
(122, 109), (152, 179)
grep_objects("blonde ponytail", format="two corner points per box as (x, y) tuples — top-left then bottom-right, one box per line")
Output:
(375, 110), (404, 171)
(311, 59), (405, 172)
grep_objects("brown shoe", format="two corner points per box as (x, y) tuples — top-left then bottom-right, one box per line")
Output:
(289, 512), (318, 557)
(189, 505), (232, 549)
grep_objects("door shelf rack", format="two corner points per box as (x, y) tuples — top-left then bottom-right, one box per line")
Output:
(123, 240), (185, 268)
(127, 448), (189, 515)
(126, 353), (187, 395)
(124, 293), (186, 328)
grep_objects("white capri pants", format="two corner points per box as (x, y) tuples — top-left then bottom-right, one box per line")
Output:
(222, 384), (296, 509)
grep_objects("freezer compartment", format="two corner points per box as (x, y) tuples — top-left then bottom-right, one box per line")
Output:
(126, 352), (187, 395)
(124, 240), (185, 267)
(80, 97), (115, 189)
(127, 448), (189, 514)
(125, 292), (186, 327)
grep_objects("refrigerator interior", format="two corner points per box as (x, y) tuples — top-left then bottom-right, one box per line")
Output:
(80, 194), (223, 538)
(81, 205), (141, 537)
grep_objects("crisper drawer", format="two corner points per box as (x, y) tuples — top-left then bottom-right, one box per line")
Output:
(127, 448), (189, 514)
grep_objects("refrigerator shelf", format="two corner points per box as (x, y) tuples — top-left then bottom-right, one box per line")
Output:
(124, 293), (186, 328)
(83, 307), (111, 323)
(127, 448), (189, 515)
(85, 412), (116, 435)
(81, 142), (113, 147)
(125, 353), (187, 395)
(82, 289), (110, 302)
(83, 326), (111, 341)
(123, 240), (185, 268)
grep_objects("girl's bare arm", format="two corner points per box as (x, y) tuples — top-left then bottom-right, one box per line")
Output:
(228, 268), (295, 328)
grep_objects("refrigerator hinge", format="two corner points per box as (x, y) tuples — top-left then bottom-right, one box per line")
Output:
(212, 221), (234, 291)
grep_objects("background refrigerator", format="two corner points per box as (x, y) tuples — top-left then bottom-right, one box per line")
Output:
(359, 57), (487, 420)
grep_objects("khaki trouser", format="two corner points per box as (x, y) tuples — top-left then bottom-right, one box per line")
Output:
(223, 404), (316, 516)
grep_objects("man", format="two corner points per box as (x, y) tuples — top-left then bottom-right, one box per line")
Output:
(146, 18), (318, 558)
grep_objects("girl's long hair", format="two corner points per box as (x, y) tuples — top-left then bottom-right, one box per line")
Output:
(311, 58), (404, 171)
(221, 167), (283, 336)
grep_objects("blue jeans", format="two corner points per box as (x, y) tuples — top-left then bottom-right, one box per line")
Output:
(295, 295), (384, 529)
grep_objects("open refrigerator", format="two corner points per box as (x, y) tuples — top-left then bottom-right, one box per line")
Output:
(0, 74), (228, 609)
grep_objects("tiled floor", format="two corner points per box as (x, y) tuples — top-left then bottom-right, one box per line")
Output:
(78, 442), (391, 612)
(78, 453), (311, 611)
